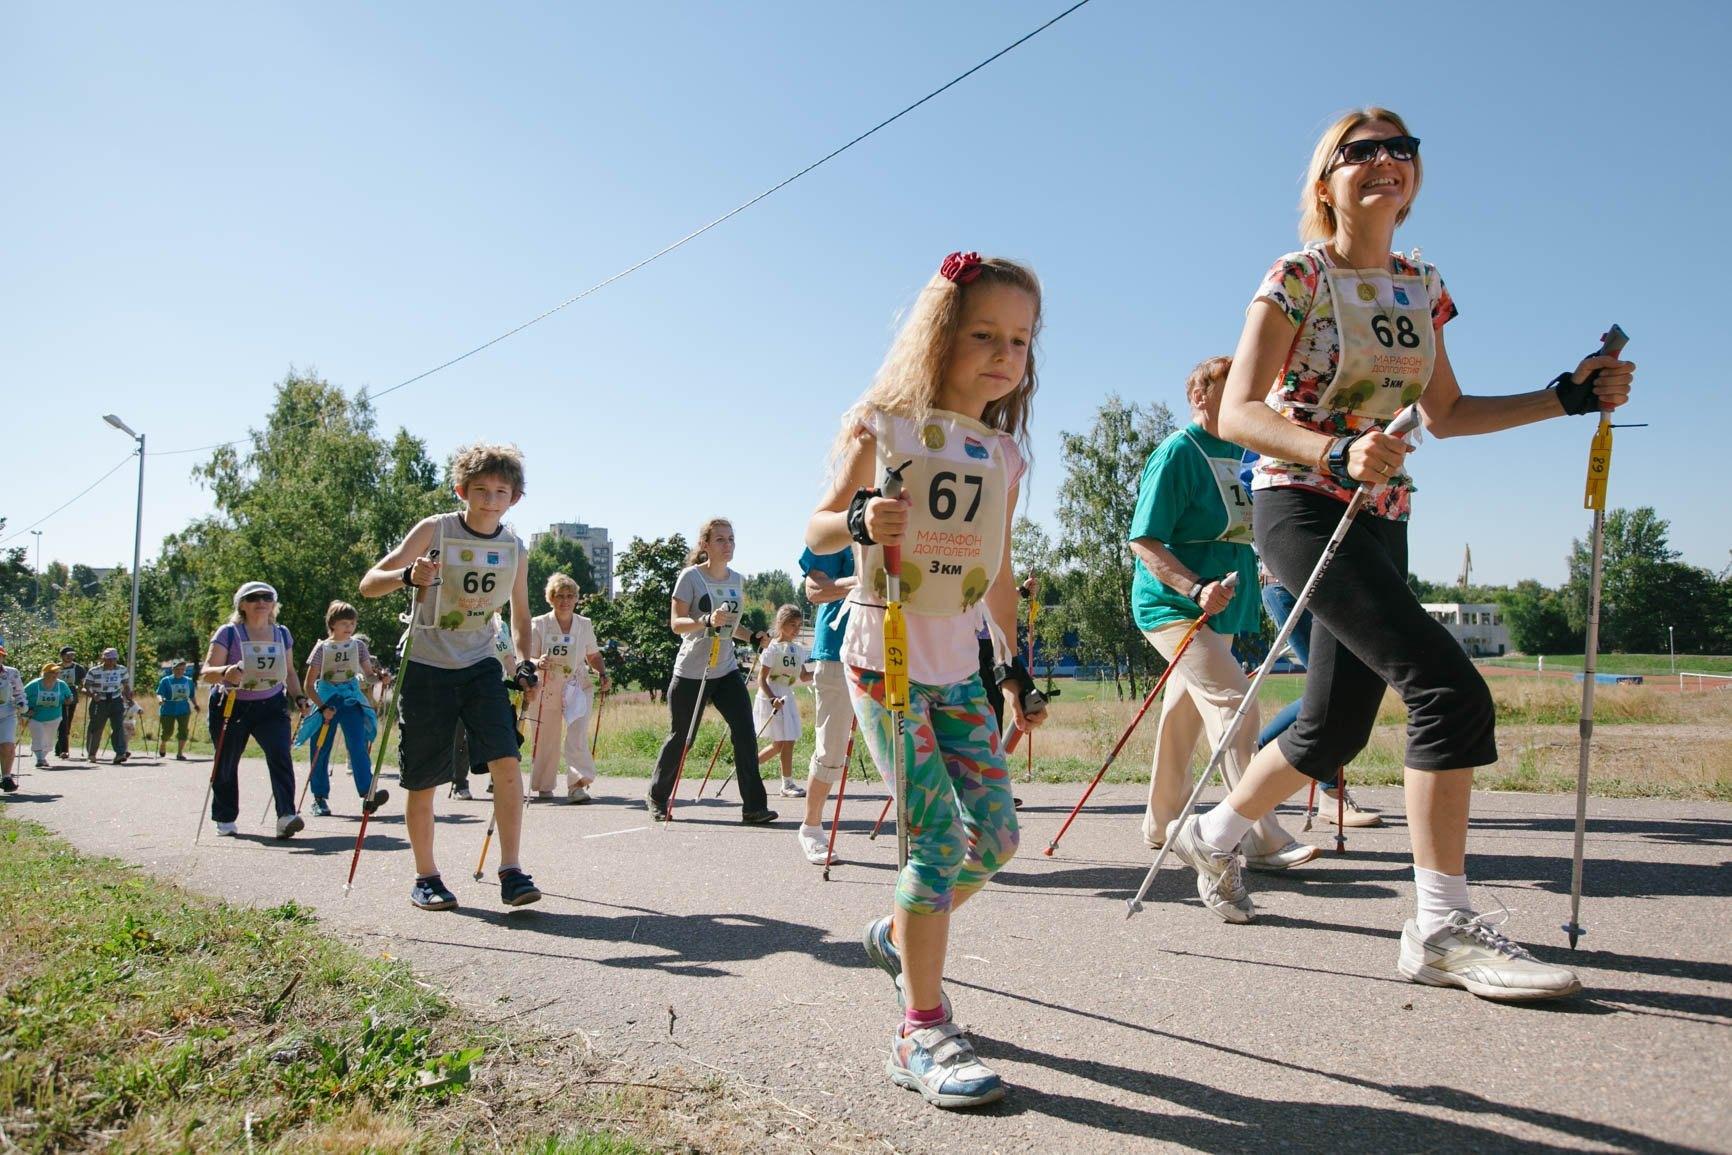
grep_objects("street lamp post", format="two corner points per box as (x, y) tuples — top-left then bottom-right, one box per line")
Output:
(29, 530), (41, 578)
(103, 415), (146, 686)
(1669, 625), (1675, 675)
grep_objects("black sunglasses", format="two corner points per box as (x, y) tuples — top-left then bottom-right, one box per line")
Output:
(242, 591), (276, 603)
(1328, 135), (1420, 172)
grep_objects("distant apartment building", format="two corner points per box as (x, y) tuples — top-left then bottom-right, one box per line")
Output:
(1422, 602), (1510, 657)
(531, 521), (614, 596)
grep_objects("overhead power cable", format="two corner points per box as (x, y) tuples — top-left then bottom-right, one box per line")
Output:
(152, 0), (1094, 459)
(0, 453), (136, 548)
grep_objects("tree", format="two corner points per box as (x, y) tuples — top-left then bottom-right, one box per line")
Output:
(1011, 516), (1065, 674)
(587, 535), (687, 697)
(1052, 395), (1176, 697)
(1498, 580), (1582, 654)
(743, 570), (799, 623)
(168, 370), (450, 663)
(525, 533), (598, 613)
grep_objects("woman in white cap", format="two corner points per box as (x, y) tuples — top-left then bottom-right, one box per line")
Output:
(200, 581), (312, 838)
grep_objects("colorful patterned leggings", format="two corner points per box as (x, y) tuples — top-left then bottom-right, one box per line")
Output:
(847, 667), (1019, 915)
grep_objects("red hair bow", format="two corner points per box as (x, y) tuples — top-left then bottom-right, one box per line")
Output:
(939, 251), (984, 284)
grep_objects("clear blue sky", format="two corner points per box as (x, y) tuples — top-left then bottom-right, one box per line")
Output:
(7, 1), (1727, 591)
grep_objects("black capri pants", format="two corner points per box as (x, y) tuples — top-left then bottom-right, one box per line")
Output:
(649, 670), (768, 813)
(1254, 487), (1496, 781)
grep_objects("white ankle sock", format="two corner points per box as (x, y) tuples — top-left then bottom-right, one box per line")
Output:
(799, 823), (822, 835)
(1413, 866), (1471, 937)
(1196, 802), (1254, 854)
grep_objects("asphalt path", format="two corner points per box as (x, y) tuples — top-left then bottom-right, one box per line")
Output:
(10, 753), (1730, 1154)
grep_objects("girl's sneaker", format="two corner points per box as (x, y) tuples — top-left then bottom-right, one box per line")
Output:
(311, 797), (333, 817)
(887, 1021), (1005, 1109)
(863, 916), (952, 1017)
(453, 785), (474, 800)
(0, 776), (17, 793)
(780, 779), (805, 797)
(410, 875), (458, 911)
(499, 867), (542, 907)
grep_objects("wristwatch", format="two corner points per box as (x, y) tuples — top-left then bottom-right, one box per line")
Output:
(1187, 579), (1205, 603)
(1326, 435), (1360, 489)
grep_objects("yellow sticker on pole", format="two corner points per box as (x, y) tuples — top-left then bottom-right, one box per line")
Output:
(1584, 419), (1613, 511)
(884, 601), (909, 714)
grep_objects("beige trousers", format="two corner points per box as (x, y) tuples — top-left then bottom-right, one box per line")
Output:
(806, 659), (852, 785)
(527, 671), (597, 791)
(1142, 622), (1291, 854)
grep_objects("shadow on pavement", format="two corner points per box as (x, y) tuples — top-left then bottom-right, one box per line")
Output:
(951, 985), (1708, 1153)
(1467, 814), (1732, 847)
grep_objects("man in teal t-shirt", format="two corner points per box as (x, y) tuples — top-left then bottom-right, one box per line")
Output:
(1124, 357), (1308, 872)
(154, 660), (198, 760)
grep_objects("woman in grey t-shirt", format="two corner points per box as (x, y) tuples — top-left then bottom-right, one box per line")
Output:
(646, 518), (775, 823)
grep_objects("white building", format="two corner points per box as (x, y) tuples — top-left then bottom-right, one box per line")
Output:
(1422, 602), (1510, 657)
(531, 521), (614, 597)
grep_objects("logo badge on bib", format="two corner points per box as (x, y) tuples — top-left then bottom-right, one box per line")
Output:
(921, 423), (946, 450)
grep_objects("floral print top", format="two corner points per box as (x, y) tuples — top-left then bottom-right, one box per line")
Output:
(1250, 247), (1457, 521)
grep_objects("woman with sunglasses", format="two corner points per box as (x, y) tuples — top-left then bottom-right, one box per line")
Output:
(1165, 108), (1634, 1001)
(201, 581), (314, 838)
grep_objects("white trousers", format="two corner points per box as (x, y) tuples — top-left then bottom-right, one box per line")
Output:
(528, 673), (597, 791)
(806, 659), (852, 785)
(1143, 622), (1292, 855)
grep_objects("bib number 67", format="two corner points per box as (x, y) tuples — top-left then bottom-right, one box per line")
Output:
(929, 471), (983, 522)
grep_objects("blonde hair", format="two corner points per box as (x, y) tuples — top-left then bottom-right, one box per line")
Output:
(1185, 355), (1232, 413)
(41, 663), (61, 678)
(325, 600), (359, 630)
(832, 256), (1042, 469)
(451, 442), (526, 498)
(544, 572), (580, 603)
(773, 604), (803, 633)
(685, 518), (734, 568)
(1299, 107), (1423, 243)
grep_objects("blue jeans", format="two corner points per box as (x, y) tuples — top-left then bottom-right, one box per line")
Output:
(308, 701), (373, 799)
(1257, 583), (1312, 751)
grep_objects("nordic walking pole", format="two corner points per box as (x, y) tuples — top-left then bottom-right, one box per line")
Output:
(1023, 577), (1038, 783)
(192, 689), (238, 845)
(666, 601), (731, 822)
(344, 549), (437, 896)
(881, 461), (913, 871)
(589, 687), (606, 756)
(1126, 406), (1424, 917)
(474, 692), (534, 880)
(1043, 574), (1238, 857)
(714, 695), (784, 799)
(695, 727), (729, 797)
(1566, 323), (1631, 949)
(821, 718), (860, 881)
(869, 794), (893, 840)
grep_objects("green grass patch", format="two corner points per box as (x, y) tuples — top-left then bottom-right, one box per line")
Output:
(1482, 653), (1732, 677)
(0, 811), (658, 1153)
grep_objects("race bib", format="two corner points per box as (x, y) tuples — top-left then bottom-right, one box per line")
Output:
(169, 681), (191, 702)
(436, 539), (516, 631)
(545, 631), (577, 677)
(91, 667), (126, 694)
(862, 412), (1007, 617)
(1185, 432), (1254, 545)
(322, 639), (360, 683)
(238, 640), (286, 691)
(1316, 267), (1435, 420)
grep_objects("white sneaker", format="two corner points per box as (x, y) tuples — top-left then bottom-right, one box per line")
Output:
(566, 785), (592, 805)
(453, 786), (474, 800)
(780, 779), (806, 798)
(1244, 837), (1321, 872)
(215, 821), (238, 837)
(1165, 817), (1254, 923)
(1399, 910), (1582, 1001)
(275, 814), (305, 840)
(797, 824), (830, 865)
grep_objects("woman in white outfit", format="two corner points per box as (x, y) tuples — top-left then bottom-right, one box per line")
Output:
(527, 573), (609, 803)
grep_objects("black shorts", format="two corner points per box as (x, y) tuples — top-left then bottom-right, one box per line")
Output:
(397, 659), (520, 791)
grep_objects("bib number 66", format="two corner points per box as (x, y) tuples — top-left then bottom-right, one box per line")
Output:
(462, 572), (497, 594)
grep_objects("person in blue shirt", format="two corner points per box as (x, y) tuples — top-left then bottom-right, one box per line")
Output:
(23, 664), (76, 770)
(155, 659), (198, 760)
(794, 545), (855, 864)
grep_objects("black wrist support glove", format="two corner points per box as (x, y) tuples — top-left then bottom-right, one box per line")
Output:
(514, 660), (539, 690)
(1549, 372), (1600, 416)
(846, 488), (877, 546)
